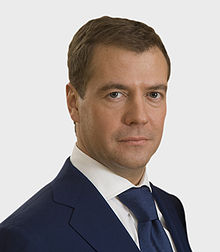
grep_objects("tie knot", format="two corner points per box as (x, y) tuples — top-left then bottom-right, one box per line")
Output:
(118, 186), (158, 222)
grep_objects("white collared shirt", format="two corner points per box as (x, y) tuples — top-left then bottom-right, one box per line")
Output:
(70, 145), (176, 251)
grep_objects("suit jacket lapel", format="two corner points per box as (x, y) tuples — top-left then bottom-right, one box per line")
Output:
(151, 183), (192, 252)
(52, 158), (140, 252)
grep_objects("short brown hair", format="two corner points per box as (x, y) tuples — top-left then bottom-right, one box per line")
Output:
(68, 16), (171, 98)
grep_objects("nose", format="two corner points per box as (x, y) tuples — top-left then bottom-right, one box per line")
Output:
(123, 97), (149, 126)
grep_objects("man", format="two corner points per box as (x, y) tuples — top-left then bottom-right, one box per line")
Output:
(0, 16), (192, 251)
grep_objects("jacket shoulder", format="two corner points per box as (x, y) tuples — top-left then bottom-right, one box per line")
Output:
(0, 180), (71, 248)
(0, 224), (47, 251)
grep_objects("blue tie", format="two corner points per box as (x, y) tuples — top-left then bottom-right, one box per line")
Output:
(118, 186), (173, 252)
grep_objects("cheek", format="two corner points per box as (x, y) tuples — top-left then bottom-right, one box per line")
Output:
(85, 105), (120, 140)
(96, 112), (119, 137)
(150, 109), (166, 132)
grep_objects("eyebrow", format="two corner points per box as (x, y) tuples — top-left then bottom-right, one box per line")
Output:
(98, 82), (168, 93)
(148, 84), (168, 92)
(98, 83), (128, 92)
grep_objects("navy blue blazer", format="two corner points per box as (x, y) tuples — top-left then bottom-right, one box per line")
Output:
(0, 158), (192, 251)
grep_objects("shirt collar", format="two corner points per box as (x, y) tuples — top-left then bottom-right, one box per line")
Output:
(70, 144), (151, 201)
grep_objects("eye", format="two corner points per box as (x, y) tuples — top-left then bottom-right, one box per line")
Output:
(109, 92), (122, 99)
(148, 92), (160, 99)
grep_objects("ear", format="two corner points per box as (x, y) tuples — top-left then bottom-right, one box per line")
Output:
(66, 83), (80, 123)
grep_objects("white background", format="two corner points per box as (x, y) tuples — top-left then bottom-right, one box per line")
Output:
(0, 0), (219, 251)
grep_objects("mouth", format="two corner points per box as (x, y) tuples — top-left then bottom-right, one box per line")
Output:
(118, 137), (149, 146)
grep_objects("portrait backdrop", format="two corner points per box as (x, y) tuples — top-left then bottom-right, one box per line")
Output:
(0, 1), (219, 251)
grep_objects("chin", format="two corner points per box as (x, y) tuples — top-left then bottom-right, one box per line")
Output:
(115, 155), (151, 170)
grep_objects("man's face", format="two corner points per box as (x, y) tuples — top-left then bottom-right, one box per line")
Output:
(67, 45), (168, 183)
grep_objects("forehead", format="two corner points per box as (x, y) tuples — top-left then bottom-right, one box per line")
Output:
(87, 45), (168, 90)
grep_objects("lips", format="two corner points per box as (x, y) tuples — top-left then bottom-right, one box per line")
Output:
(119, 137), (148, 142)
(118, 137), (149, 145)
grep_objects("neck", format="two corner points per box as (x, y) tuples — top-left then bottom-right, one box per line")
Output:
(76, 143), (146, 185)
(107, 165), (146, 185)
